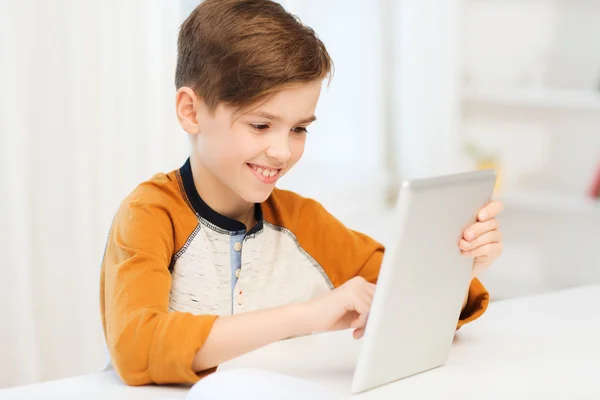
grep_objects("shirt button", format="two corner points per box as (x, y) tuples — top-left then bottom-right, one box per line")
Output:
(233, 242), (242, 252)
(235, 268), (241, 279)
(237, 293), (243, 305)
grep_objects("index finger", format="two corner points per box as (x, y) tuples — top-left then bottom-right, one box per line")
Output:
(478, 200), (504, 221)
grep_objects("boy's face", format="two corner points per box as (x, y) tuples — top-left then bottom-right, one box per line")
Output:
(184, 80), (322, 204)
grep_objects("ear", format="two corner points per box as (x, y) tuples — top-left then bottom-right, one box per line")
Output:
(176, 87), (202, 135)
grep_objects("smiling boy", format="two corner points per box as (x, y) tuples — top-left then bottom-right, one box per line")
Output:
(99, 0), (504, 386)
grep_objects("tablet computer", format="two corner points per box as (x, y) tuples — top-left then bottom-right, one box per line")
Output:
(351, 169), (497, 394)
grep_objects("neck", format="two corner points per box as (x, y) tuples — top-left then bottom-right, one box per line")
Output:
(190, 155), (256, 231)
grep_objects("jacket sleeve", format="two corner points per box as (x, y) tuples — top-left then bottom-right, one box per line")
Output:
(100, 200), (218, 386)
(456, 277), (489, 329)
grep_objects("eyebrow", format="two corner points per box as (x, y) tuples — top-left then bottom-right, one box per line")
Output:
(250, 111), (317, 125)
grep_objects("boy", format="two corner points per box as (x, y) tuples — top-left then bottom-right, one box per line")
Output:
(100, 0), (504, 386)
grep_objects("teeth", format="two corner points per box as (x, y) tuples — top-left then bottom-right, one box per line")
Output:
(250, 164), (278, 178)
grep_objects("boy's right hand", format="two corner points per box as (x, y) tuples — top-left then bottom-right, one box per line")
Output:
(192, 276), (375, 373)
(304, 276), (376, 339)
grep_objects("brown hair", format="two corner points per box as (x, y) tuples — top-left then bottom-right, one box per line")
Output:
(175, 0), (333, 113)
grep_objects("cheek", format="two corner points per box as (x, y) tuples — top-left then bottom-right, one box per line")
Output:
(236, 133), (264, 158)
(288, 136), (306, 165)
(205, 129), (250, 165)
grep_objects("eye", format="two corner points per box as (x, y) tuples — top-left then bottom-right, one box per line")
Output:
(292, 126), (308, 134)
(250, 123), (270, 132)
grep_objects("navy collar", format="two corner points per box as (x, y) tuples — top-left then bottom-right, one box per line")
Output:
(179, 158), (264, 235)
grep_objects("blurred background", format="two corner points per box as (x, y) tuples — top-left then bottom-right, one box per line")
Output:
(1, 0), (599, 389)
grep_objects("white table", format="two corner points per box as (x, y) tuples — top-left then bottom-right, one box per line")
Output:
(3, 285), (600, 399)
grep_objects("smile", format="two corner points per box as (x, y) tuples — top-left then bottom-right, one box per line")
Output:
(247, 163), (281, 184)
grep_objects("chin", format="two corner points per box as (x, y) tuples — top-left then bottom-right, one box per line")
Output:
(240, 187), (275, 204)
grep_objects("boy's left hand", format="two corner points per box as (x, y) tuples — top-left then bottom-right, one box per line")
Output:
(459, 200), (504, 279)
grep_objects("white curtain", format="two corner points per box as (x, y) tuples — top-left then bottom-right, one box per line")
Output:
(0, 0), (187, 387)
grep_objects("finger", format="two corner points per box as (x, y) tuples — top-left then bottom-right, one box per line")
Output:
(464, 218), (499, 241)
(360, 284), (375, 303)
(353, 280), (375, 307)
(350, 310), (370, 329)
(351, 297), (371, 329)
(364, 282), (376, 297)
(346, 290), (369, 311)
(353, 327), (365, 339)
(340, 311), (359, 329)
(357, 301), (371, 328)
(359, 286), (375, 312)
(461, 242), (503, 258)
(357, 309), (370, 328)
(347, 282), (375, 328)
(356, 278), (376, 293)
(478, 200), (504, 221)
(460, 230), (502, 251)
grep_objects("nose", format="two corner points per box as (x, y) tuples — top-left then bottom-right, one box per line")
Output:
(265, 131), (292, 163)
